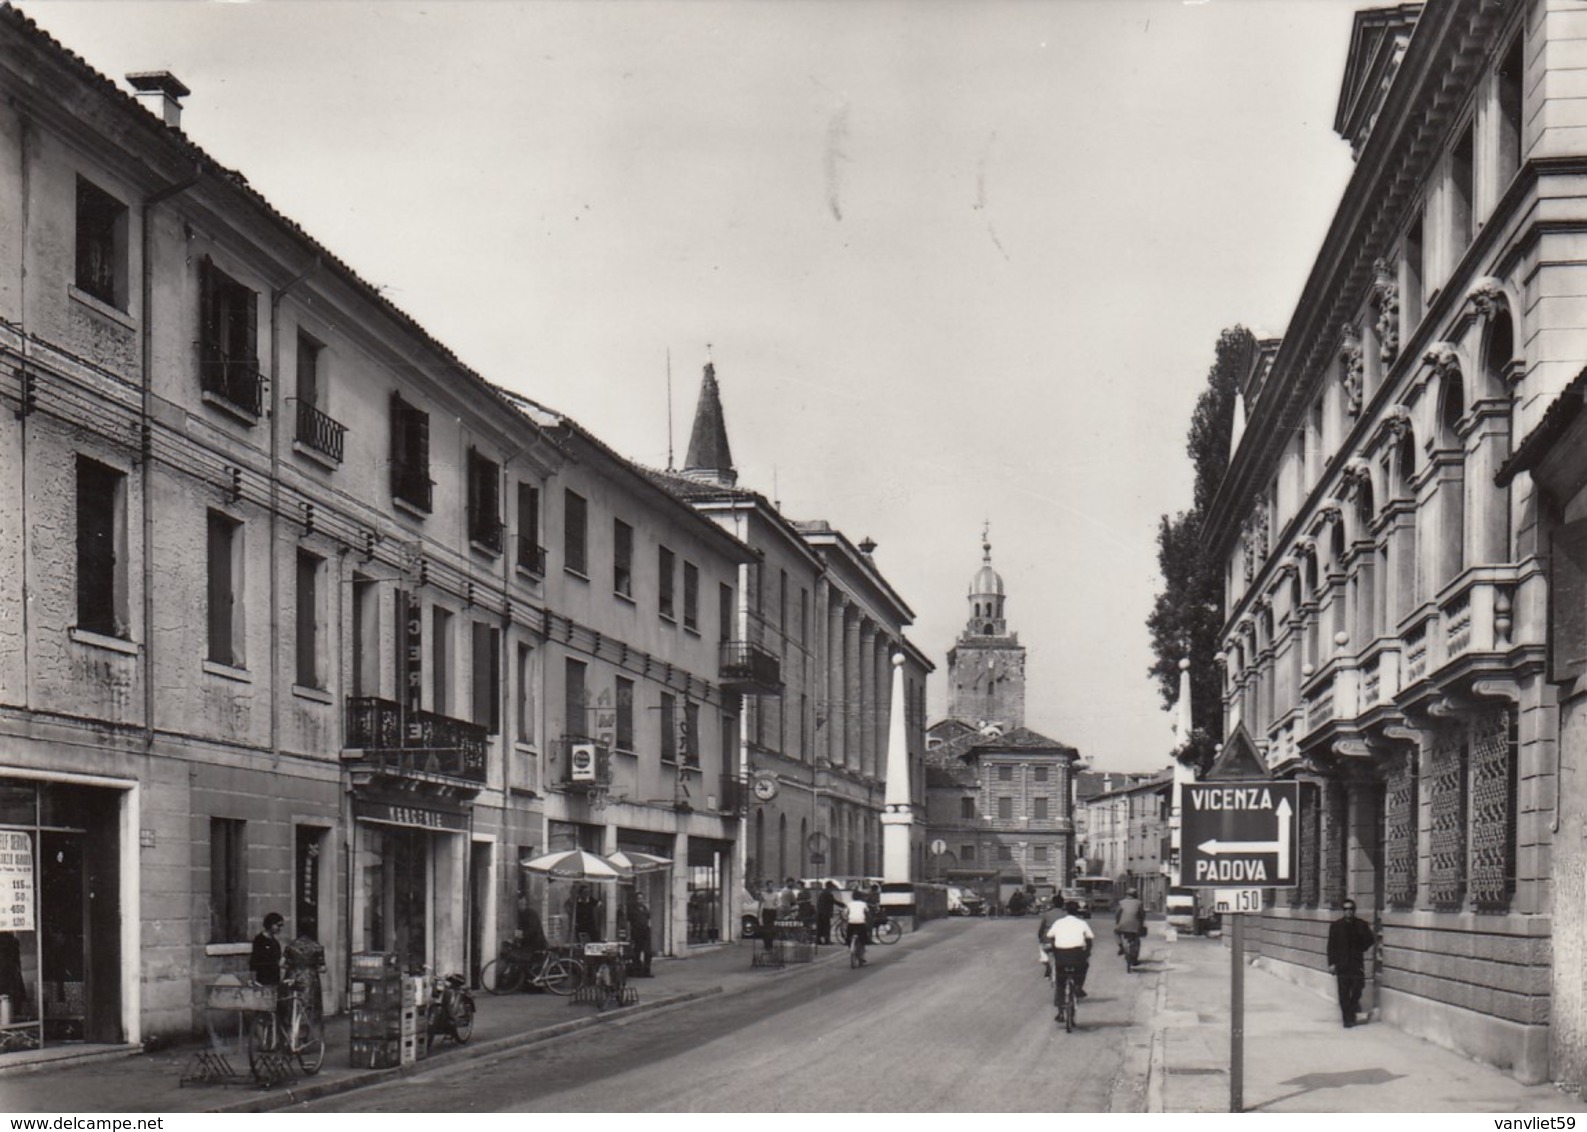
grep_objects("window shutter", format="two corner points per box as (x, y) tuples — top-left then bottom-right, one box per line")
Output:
(199, 257), (218, 356)
(242, 285), (259, 366)
(389, 392), (407, 469)
(1550, 516), (1587, 683)
(413, 404), (430, 483)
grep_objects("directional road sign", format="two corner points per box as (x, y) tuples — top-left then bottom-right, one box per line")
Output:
(1179, 780), (1300, 888)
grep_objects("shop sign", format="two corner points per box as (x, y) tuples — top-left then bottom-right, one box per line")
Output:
(356, 800), (468, 833)
(403, 592), (423, 736)
(0, 831), (34, 931)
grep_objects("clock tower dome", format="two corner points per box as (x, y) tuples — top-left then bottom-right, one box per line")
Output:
(946, 528), (1026, 732)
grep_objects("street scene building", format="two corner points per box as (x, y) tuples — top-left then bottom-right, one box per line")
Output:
(1075, 769), (1173, 910)
(1202, 0), (1584, 1085)
(0, 5), (927, 1056)
(650, 361), (933, 890)
(925, 540), (1081, 907)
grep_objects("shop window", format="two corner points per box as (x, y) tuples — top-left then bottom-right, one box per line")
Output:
(613, 519), (633, 598)
(210, 817), (247, 942)
(658, 546), (676, 620)
(683, 561), (699, 631)
(75, 456), (128, 638)
(295, 549), (324, 689)
(615, 676), (634, 752)
(75, 175), (126, 310)
(205, 510), (244, 667)
(563, 490), (587, 576)
(471, 621), (500, 733)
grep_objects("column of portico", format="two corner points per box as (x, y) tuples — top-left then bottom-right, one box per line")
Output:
(850, 606), (863, 771)
(826, 590), (844, 769)
(859, 620), (876, 780)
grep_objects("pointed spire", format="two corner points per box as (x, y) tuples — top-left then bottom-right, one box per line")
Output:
(683, 347), (736, 487)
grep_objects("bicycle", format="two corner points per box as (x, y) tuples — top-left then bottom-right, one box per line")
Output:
(480, 943), (584, 996)
(1119, 930), (1141, 972)
(1048, 956), (1081, 1033)
(872, 914), (902, 946)
(847, 922), (869, 968)
(248, 972), (324, 1081)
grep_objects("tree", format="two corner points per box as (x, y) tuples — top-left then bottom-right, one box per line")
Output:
(1146, 326), (1255, 768)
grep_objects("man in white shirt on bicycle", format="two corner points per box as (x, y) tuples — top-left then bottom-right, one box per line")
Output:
(1040, 902), (1094, 1003)
(845, 889), (873, 964)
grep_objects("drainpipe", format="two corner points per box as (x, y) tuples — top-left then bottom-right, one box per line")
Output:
(140, 164), (204, 756)
(268, 257), (321, 766)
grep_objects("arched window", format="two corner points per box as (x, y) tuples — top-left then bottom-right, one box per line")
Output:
(1439, 371), (1466, 447)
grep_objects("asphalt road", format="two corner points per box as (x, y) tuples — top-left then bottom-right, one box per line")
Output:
(301, 917), (1154, 1113)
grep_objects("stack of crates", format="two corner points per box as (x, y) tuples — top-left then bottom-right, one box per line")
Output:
(399, 975), (427, 1065)
(349, 952), (403, 1069)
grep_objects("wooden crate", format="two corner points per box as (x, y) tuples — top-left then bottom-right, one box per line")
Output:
(348, 1038), (401, 1069)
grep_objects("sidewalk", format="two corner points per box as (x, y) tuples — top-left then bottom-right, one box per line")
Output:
(1145, 931), (1587, 1113)
(0, 938), (848, 1114)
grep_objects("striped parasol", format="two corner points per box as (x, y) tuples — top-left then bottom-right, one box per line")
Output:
(607, 849), (673, 875)
(518, 848), (624, 881)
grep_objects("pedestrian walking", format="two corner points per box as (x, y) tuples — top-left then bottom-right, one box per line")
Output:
(816, 881), (837, 945)
(627, 892), (653, 977)
(1326, 898), (1377, 1028)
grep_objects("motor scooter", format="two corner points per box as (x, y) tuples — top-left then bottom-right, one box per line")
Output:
(426, 972), (475, 1050)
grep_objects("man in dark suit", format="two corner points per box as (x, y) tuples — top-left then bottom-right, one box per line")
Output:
(815, 882), (837, 945)
(1326, 899), (1377, 1028)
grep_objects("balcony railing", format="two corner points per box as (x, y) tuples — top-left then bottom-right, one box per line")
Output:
(514, 536), (547, 577)
(718, 640), (782, 694)
(343, 696), (488, 785)
(199, 346), (263, 418)
(717, 774), (748, 815)
(293, 399), (347, 463)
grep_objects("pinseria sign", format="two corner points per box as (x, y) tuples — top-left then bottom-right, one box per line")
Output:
(1179, 781), (1299, 887)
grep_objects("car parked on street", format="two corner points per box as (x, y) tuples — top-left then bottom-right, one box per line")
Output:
(946, 886), (985, 916)
(1060, 887), (1093, 918)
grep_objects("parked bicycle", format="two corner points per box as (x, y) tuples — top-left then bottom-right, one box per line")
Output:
(872, 911), (902, 946)
(425, 970), (475, 1050)
(480, 941), (584, 996)
(248, 972), (324, 1079)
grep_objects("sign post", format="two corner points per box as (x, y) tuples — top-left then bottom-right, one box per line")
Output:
(1178, 779), (1300, 1114)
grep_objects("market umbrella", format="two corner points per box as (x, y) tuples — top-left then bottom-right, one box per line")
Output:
(607, 849), (673, 875)
(519, 848), (624, 881)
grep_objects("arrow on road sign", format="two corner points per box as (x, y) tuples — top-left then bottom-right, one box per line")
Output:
(1196, 796), (1292, 880)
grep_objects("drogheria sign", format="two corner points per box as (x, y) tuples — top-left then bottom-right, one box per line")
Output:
(1178, 781), (1300, 887)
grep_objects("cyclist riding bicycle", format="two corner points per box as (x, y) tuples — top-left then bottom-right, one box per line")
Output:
(845, 889), (874, 965)
(1114, 888), (1146, 961)
(1039, 902), (1094, 1017)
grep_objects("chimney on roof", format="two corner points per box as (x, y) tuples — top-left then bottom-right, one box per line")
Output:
(126, 71), (190, 129)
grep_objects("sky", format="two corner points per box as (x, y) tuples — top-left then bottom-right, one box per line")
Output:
(20, 0), (1362, 773)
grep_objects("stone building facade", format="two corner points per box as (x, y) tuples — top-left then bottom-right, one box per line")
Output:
(1203, 0), (1585, 1084)
(1075, 769), (1172, 910)
(652, 363), (932, 889)
(0, 8), (754, 1055)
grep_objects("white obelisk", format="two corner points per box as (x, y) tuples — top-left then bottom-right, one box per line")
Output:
(881, 653), (914, 883)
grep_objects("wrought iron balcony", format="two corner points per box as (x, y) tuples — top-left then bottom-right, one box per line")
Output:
(718, 640), (782, 695)
(514, 536), (547, 577)
(199, 346), (263, 418)
(293, 399), (347, 463)
(343, 696), (488, 785)
(717, 774), (748, 815)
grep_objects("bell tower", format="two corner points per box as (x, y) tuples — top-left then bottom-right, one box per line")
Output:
(946, 527), (1026, 731)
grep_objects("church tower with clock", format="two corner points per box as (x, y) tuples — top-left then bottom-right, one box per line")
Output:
(946, 531), (1026, 732)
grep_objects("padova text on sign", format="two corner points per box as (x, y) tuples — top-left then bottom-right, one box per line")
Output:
(1177, 780), (1300, 887)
